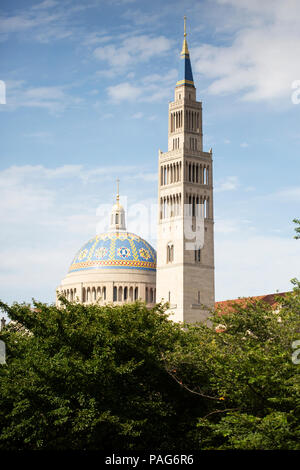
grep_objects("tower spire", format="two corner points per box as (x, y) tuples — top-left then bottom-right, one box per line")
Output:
(181, 15), (189, 55)
(157, 19), (215, 323)
(176, 15), (194, 87)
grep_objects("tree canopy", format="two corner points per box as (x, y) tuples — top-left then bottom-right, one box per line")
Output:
(294, 218), (300, 239)
(0, 288), (299, 450)
(0, 300), (203, 450)
(165, 286), (300, 449)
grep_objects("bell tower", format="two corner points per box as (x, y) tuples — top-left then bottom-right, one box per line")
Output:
(156, 17), (215, 323)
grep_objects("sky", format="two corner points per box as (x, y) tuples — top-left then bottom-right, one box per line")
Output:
(1, 0), (300, 308)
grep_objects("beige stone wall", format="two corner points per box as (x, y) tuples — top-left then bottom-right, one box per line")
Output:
(156, 81), (215, 324)
(156, 216), (185, 322)
(57, 268), (156, 307)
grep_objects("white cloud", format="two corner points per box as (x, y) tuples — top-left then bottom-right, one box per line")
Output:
(93, 35), (173, 70)
(215, 176), (239, 192)
(240, 142), (249, 148)
(23, 131), (53, 141)
(31, 0), (58, 10)
(106, 69), (177, 103)
(0, 1), (89, 42)
(192, 0), (300, 101)
(141, 69), (177, 85)
(266, 186), (300, 202)
(0, 3), (68, 42)
(107, 82), (142, 102)
(131, 112), (143, 119)
(5, 82), (83, 114)
(0, 15), (41, 33)
(83, 32), (113, 46)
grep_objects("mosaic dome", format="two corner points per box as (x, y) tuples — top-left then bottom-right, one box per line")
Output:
(69, 231), (156, 273)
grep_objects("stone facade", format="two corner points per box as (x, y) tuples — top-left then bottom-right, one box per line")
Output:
(58, 268), (156, 307)
(156, 30), (215, 323)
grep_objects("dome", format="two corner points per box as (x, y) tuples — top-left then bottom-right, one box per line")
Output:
(69, 231), (156, 273)
(57, 183), (157, 308)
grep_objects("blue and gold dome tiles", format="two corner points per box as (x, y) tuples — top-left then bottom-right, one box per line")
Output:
(69, 231), (156, 273)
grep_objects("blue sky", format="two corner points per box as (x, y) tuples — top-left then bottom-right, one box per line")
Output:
(1, 0), (300, 307)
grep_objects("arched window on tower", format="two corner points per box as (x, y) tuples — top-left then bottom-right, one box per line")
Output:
(204, 199), (208, 218)
(167, 243), (174, 263)
(194, 248), (201, 263)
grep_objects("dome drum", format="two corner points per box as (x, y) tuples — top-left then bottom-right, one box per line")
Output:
(58, 281), (156, 306)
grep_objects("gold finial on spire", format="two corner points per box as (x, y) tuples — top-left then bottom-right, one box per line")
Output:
(116, 178), (120, 203)
(181, 15), (189, 55)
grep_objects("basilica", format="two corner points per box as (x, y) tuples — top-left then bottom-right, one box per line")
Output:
(57, 21), (215, 324)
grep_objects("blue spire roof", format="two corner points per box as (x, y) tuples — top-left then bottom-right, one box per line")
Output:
(176, 21), (194, 87)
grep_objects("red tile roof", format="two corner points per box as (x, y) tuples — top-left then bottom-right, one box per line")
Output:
(215, 291), (289, 314)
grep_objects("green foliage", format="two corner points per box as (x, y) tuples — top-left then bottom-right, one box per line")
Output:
(0, 300), (202, 450)
(164, 289), (300, 450)
(0, 289), (299, 450)
(294, 218), (300, 239)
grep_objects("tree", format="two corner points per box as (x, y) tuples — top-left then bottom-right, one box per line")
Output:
(294, 218), (300, 239)
(0, 299), (203, 450)
(164, 286), (300, 449)
(1, 288), (300, 450)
